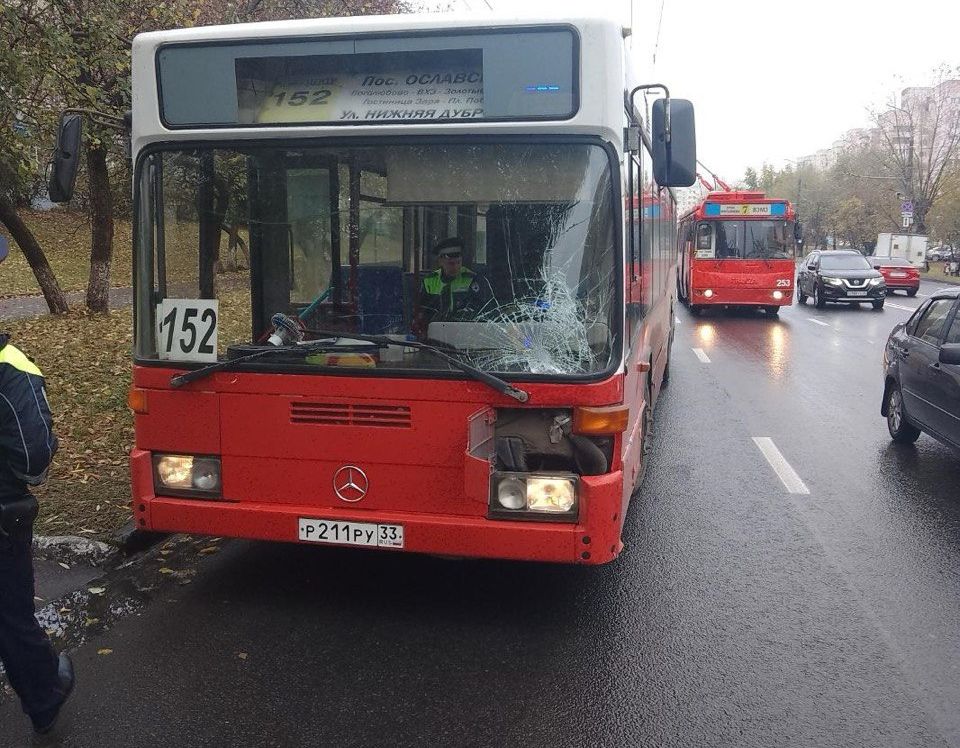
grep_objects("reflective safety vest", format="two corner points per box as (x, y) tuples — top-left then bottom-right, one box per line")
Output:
(421, 267), (481, 317)
(0, 335), (58, 496)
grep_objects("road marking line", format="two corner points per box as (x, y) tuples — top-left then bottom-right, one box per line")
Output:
(806, 318), (830, 327)
(752, 437), (810, 495)
(692, 347), (711, 363)
(886, 302), (915, 311)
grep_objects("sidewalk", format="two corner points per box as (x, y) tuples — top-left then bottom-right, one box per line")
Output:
(921, 262), (960, 286)
(0, 287), (134, 321)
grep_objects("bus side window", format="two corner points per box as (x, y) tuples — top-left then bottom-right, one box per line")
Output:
(696, 222), (713, 257)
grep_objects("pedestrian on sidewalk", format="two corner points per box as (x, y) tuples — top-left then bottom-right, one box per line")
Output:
(0, 248), (74, 736)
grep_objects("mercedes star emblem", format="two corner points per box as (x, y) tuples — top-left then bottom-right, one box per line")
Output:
(333, 465), (369, 503)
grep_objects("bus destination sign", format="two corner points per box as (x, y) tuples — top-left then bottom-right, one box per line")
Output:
(256, 67), (484, 124)
(705, 203), (787, 217)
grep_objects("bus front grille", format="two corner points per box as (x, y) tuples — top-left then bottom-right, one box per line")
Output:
(290, 401), (412, 429)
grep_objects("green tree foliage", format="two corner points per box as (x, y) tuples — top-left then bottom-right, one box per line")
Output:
(0, 3), (69, 312)
(929, 168), (960, 248)
(743, 167), (758, 190)
(2, 0), (410, 312)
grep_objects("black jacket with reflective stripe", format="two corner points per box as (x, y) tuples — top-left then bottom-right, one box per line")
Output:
(0, 334), (58, 500)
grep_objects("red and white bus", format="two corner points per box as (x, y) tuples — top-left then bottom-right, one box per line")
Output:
(677, 191), (798, 315)
(52, 14), (695, 564)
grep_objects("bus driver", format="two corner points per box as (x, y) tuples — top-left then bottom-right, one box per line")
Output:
(420, 237), (492, 323)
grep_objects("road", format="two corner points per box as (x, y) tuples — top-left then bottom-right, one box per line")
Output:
(3, 280), (960, 747)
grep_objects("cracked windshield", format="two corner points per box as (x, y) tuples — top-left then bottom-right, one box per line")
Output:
(138, 143), (616, 376)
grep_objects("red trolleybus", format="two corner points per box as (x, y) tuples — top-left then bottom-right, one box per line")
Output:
(53, 15), (695, 564)
(677, 191), (798, 316)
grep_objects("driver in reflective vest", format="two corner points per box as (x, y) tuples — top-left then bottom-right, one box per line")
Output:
(420, 237), (491, 322)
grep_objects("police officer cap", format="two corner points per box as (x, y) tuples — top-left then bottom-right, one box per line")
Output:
(434, 237), (464, 256)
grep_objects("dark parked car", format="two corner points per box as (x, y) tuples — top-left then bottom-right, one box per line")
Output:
(797, 250), (887, 310)
(882, 288), (960, 448)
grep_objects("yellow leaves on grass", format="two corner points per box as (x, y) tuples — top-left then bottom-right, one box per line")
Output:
(5, 306), (135, 536)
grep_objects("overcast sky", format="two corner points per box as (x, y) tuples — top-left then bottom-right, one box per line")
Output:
(438, 0), (960, 183)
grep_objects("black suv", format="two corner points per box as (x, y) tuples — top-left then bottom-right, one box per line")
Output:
(882, 288), (960, 448)
(796, 250), (886, 309)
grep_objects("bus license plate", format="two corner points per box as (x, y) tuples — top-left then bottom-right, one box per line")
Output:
(298, 518), (404, 548)
(847, 290), (867, 296)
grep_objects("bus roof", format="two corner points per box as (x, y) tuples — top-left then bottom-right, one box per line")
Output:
(133, 12), (621, 45)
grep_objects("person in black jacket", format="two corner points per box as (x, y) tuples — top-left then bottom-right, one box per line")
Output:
(0, 327), (75, 735)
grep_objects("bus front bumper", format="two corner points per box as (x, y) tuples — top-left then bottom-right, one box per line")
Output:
(693, 287), (792, 306)
(131, 450), (625, 565)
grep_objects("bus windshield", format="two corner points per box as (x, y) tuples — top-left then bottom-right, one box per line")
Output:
(136, 142), (618, 377)
(708, 220), (797, 260)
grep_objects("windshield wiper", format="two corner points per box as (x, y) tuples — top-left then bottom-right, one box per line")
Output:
(169, 341), (368, 388)
(310, 330), (530, 403)
(170, 331), (530, 403)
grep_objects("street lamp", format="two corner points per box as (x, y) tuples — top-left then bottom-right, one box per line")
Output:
(784, 158), (804, 252)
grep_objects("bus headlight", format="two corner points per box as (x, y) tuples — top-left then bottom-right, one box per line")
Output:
(490, 473), (579, 520)
(496, 477), (527, 510)
(526, 477), (576, 513)
(772, 290), (784, 300)
(153, 454), (222, 498)
(703, 289), (714, 298)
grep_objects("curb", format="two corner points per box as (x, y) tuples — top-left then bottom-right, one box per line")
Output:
(109, 519), (170, 556)
(33, 523), (170, 567)
(33, 535), (116, 566)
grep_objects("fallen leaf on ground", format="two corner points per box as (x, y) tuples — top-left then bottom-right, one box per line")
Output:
(238, 652), (248, 660)
(88, 586), (106, 594)
(98, 648), (113, 656)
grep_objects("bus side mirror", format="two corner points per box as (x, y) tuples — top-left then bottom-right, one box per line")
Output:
(651, 98), (696, 187)
(48, 113), (83, 203)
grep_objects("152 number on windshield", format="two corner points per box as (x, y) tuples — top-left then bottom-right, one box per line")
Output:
(273, 89), (333, 107)
(156, 299), (219, 363)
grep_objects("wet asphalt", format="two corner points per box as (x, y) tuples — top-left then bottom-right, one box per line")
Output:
(3, 280), (960, 747)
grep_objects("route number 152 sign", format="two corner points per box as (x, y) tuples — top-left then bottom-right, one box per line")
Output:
(156, 299), (219, 362)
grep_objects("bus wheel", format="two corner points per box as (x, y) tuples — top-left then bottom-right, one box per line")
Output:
(764, 305), (780, 316)
(631, 403), (655, 495)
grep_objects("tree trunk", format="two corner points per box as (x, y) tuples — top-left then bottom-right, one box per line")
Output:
(85, 145), (114, 312)
(0, 194), (69, 314)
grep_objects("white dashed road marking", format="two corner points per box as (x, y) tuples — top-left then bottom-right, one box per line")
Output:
(692, 348), (711, 363)
(752, 437), (810, 495)
(806, 318), (830, 327)
(886, 302), (915, 311)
